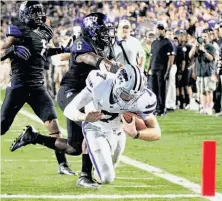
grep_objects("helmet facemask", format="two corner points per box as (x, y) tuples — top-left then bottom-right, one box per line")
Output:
(28, 4), (46, 26)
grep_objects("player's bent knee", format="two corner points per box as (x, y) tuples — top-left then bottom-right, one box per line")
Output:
(101, 172), (115, 184)
(67, 149), (82, 156)
(65, 143), (82, 156)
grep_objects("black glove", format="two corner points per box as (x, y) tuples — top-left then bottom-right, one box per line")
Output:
(61, 38), (73, 53)
(3, 45), (31, 61)
(40, 24), (53, 41)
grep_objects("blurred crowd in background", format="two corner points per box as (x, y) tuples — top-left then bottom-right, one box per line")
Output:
(1, 0), (222, 115)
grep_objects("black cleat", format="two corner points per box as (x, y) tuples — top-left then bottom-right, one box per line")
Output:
(76, 172), (100, 188)
(58, 162), (78, 176)
(10, 126), (37, 152)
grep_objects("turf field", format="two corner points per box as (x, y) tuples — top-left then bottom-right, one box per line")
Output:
(1, 90), (222, 201)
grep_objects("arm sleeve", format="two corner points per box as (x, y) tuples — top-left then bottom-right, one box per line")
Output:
(64, 88), (93, 121)
(166, 40), (174, 56)
(47, 47), (63, 57)
(137, 89), (157, 120)
(71, 38), (94, 53)
(6, 24), (22, 38)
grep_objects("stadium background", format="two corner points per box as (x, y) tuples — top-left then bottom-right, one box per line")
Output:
(1, 1), (222, 201)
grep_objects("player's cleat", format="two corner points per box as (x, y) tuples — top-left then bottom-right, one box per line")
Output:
(76, 172), (100, 188)
(10, 126), (37, 152)
(58, 162), (77, 176)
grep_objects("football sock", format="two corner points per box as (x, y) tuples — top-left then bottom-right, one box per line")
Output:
(55, 151), (67, 165)
(35, 134), (67, 165)
(81, 154), (92, 176)
(36, 133), (57, 150)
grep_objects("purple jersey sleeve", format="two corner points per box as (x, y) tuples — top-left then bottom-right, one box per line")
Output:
(6, 24), (22, 38)
(71, 38), (94, 53)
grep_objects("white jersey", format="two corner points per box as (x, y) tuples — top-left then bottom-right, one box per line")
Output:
(85, 70), (156, 130)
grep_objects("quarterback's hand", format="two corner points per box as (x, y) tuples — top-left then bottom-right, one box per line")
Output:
(121, 115), (137, 138)
(10, 45), (31, 60)
(85, 111), (103, 122)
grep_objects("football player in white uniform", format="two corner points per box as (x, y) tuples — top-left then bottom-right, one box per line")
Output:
(10, 64), (160, 185)
(64, 64), (161, 184)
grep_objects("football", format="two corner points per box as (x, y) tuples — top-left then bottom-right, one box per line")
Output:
(122, 112), (147, 131)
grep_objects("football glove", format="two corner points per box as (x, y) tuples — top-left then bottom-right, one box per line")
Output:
(4, 45), (31, 60)
(61, 37), (73, 53)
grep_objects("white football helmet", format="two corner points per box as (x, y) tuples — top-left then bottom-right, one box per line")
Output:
(113, 64), (146, 107)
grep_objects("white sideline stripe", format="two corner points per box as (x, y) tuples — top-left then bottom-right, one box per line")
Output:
(0, 194), (205, 199)
(13, 108), (222, 201)
(121, 156), (222, 201)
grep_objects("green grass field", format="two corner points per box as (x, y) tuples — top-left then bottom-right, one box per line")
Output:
(1, 90), (222, 201)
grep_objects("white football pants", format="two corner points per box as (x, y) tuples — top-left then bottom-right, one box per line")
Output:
(82, 122), (125, 184)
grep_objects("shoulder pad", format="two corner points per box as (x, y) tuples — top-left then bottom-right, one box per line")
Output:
(137, 88), (157, 117)
(6, 24), (22, 38)
(71, 38), (94, 53)
(86, 70), (106, 93)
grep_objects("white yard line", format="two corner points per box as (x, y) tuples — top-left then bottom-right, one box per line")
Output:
(0, 159), (81, 163)
(0, 194), (207, 199)
(2, 107), (222, 201)
(115, 176), (154, 180)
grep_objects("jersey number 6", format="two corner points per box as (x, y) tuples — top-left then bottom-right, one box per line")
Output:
(77, 41), (82, 50)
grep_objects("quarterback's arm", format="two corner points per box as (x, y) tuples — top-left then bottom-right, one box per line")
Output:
(76, 52), (120, 73)
(138, 114), (161, 141)
(121, 114), (161, 141)
(60, 53), (70, 61)
(64, 88), (93, 121)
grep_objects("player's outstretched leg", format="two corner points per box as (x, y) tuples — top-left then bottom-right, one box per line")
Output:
(10, 126), (77, 175)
